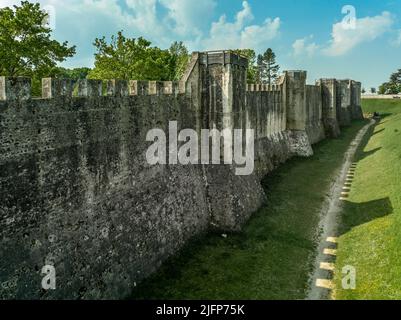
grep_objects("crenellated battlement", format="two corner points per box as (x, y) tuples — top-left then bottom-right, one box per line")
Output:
(0, 76), (31, 101)
(246, 83), (282, 92)
(0, 76), (187, 101)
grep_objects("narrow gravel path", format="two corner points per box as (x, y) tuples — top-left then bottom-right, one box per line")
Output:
(306, 119), (376, 300)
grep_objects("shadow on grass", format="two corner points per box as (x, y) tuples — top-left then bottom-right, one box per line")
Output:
(376, 113), (393, 125)
(379, 113), (393, 119)
(355, 120), (382, 162)
(357, 147), (382, 161)
(372, 128), (385, 136)
(338, 197), (393, 235)
(338, 119), (393, 235)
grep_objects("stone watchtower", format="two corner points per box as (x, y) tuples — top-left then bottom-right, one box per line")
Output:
(283, 70), (307, 131)
(317, 79), (341, 138)
(181, 51), (265, 231)
(181, 51), (248, 133)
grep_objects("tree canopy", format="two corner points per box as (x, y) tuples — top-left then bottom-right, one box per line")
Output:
(257, 48), (280, 85)
(0, 1), (76, 95)
(169, 41), (190, 81)
(88, 31), (189, 81)
(0, 1), (75, 77)
(55, 67), (91, 80)
(233, 49), (257, 83)
(233, 48), (281, 85)
(379, 69), (401, 94)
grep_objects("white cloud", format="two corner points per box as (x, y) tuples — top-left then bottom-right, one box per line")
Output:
(1, 0), (217, 49)
(323, 11), (394, 56)
(199, 1), (280, 52)
(50, 0), (167, 42)
(292, 36), (319, 57)
(235, 0), (254, 26)
(0, 0), (18, 8)
(241, 18), (281, 50)
(159, 0), (216, 36)
(391, 29), (401, 47)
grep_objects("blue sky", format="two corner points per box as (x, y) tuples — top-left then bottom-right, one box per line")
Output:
(2, 0), (401, 89)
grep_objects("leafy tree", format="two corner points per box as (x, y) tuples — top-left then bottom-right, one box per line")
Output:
(370, 87), (376, 94)
(379, 68), (401, 95)
(0, 1), (75, 79)
(257, 48), (280, 85)
(169, 41), (190, 81)
(389, 69), (401, 84)
(233, 49), (257, 83)
(379, 82), (400, 95)
(361, 88), (366, 94)
(55, 67), (91, 80)
(378, 85), (386, 95)
(88, 31), (187, 81)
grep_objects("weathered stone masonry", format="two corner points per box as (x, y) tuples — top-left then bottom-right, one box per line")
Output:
(0, 51), (363, 299)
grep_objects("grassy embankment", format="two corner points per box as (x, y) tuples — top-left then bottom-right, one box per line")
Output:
(131, 120), (367, 300)
(334, 99), (401, 300)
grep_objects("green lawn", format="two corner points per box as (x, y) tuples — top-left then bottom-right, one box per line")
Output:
(131, 120), (367, 300)
(334, 99), (401, 300)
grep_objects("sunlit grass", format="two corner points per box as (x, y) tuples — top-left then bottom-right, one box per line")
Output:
(334, 99), (401, 300)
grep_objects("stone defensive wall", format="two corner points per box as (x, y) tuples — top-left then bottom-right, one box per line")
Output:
(0, 51), (363, 299)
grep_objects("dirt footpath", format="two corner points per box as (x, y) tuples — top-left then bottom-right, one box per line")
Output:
(306, 119), (376, 300)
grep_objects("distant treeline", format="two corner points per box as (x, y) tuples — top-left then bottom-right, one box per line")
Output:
(378, 69), (401, 94)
